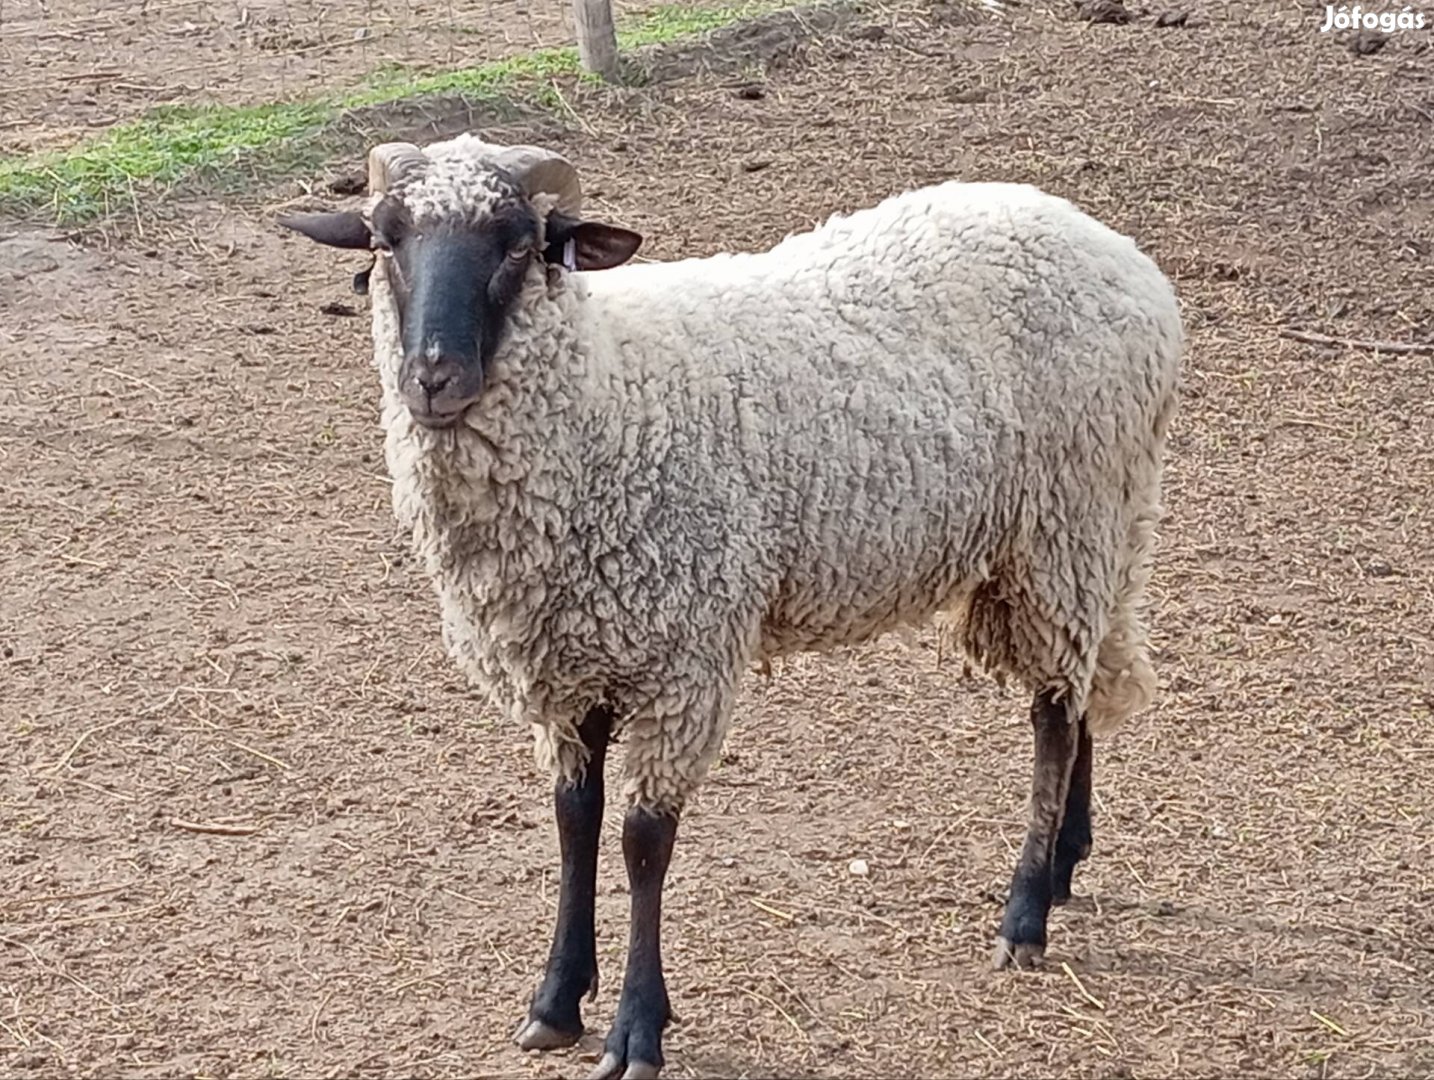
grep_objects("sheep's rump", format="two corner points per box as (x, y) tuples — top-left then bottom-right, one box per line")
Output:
(577, 181), (1182, 732)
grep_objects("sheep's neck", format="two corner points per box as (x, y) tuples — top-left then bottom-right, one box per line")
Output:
(380, 282), (587, 596)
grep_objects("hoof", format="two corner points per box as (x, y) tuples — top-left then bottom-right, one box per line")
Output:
(587, 1051), (661, 1079)
(513, 1017), (582, 1051)
(992, 936), (1046, 971)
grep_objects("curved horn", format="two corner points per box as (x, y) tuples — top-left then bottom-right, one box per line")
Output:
(491, 145), (582, 215)
(367, 142), (428, 195)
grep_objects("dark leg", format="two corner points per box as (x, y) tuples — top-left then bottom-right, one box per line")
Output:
(514, 707), (613, 1051)
(1052, 716), (1093, 905)
(587, 805), (678, 1080)
(993, 689), (1079, 970)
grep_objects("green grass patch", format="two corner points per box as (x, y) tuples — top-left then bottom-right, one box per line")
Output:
(617, 2), (775, 45)
(0, 101), (331, 219)
(0, 1), (785, 223)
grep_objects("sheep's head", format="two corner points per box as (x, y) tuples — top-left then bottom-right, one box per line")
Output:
(279, 135), (643, 429)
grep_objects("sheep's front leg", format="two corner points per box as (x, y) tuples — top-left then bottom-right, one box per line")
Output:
(993, 689), (1079, 970)
(514, 707), (612, 1051)
(1052, 717), (1093, 905)
(587, 805), (678, 1080)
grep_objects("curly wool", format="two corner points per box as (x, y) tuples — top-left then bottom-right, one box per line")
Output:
(365, 151), (1183, 812)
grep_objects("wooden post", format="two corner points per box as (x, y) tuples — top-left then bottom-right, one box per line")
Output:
(574, 0), (619, 82)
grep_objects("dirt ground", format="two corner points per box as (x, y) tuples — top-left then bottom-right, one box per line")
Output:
(4, 0), (1434, 1077)
(0, 0), (709, 155)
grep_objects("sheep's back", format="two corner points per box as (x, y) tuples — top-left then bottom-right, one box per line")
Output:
(571, 182), (1181, 657)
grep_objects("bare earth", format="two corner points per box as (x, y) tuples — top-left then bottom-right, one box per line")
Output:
(3, 1), (1434, 1078)
(0, 0), (699, 155)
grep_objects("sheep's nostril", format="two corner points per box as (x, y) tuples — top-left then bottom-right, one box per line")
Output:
(417, 369), (452, 397)
(403, 355), (474, 427)
(409, 354), (463, 399)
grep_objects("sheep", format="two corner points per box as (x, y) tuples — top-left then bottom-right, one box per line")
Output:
(279, 132), (1183, 1080)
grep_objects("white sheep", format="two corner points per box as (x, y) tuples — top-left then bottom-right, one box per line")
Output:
(280, 132), (1183, 1080)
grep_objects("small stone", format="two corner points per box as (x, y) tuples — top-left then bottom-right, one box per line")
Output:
(1074, 0), (1130, 24)
(1349, 30), (1388, 55)
(848, 858), (869, 877)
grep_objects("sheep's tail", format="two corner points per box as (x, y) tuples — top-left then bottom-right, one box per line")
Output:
(1083, 498), (1160, 736)
(1084, 392), (1176, 736)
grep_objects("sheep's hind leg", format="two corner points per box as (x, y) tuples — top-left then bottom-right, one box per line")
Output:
(587, 805), (678, 1080)
(993, 689), (1079, 971)
(515, 707), (613, 1052)
(1051, 716), (1093, 905)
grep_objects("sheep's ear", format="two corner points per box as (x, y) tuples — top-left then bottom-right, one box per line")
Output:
(545, 212), (642, 271)
(278, 210), (373, 250)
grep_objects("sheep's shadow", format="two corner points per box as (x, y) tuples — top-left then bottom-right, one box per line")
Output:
(546, 1034), (786, 1080)
(1060, 891), (1432, 994)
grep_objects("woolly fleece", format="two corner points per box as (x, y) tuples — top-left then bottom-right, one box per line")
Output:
(364, 138), (1183, 812)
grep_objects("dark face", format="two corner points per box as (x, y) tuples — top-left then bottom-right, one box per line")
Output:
(279, 178), (643, 430)
(373, 193), (540, 428)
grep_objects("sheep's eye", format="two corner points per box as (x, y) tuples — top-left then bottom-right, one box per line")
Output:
(507, 244), (532, 262)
